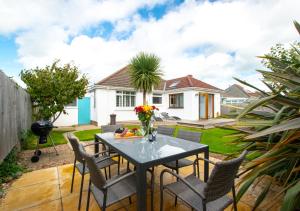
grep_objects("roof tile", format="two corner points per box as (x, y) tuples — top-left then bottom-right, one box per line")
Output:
(96, 66), (221, 91)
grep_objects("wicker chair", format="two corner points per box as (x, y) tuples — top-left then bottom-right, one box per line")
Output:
(160, 150), (247, 211)
(101, 124), (123, 175)
(157, 126), (175, 136)
(101, 124), (123, 133)
(163, 130), (202, 178)
(67, 134), (117, 210)
(80, 148), (154, 211)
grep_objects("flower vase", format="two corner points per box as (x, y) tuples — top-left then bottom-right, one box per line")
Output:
(141, 121), (151, 136)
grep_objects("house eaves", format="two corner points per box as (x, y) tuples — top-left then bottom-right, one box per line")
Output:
(91, 84), (165, 93)
(164, 87), (224, 94)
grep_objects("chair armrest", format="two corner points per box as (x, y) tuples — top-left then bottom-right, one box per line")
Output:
(83, 142), (104, 147)
(194, 157), (216, 165)
(93, 149), (110, 157)
(103, 171), (136, 189)
(94, 154), (116, 163)
(192, 157), (216, 176)
(160, 169), (206, 200)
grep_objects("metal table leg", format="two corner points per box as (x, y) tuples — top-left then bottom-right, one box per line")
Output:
(136, 165), (147, 211)
(204, 147), (209, 182)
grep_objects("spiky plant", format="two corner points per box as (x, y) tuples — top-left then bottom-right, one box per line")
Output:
(129, 52), (163, 105)
(233, 21), (300, 211)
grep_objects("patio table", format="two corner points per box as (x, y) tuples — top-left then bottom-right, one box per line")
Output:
(94, 133), (209, 211)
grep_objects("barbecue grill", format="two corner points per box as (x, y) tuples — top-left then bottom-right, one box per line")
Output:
(30, 120), (58, 162)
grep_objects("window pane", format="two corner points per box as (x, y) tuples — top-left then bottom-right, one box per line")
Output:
(179, 94), (183, 107)
(116, 95), (122, 107)
(126, 95), (130, 107)
(153, 97), (162, 104)
(153, 94), (162, 104)
(169, 93), (183, 108)
(66, 100), (77, 107)
(131, 96), (135, 107)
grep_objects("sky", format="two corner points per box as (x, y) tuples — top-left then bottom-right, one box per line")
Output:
(0, 0), (299, 90)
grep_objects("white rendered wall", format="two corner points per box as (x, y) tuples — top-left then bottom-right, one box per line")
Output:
(214, 93), (221, 117)
(94, 88), (222, 125)
(95, 89), (144, 126)
(53, 107), (78, 126)
(165, 90), (199, 120)
(88, 91), (97, 122)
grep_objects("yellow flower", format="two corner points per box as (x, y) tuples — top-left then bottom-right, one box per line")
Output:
(143, 105), (151, 112)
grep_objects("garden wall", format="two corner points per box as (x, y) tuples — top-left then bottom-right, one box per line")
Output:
(0, 70), (32, 162)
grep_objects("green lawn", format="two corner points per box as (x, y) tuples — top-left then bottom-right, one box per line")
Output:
(172, 126), (242, 154)
(22, 129), (73, 150)
(73, 125), (242, 155)
(73, 129), (101, 141)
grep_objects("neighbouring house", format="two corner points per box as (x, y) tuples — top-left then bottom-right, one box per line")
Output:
(88, 66), (223, 126)
(221, 84), (261, 105)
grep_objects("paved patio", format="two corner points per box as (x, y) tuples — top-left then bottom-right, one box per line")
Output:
(177, 118), (236, 129)
(12, 130), (283, 211)
(1, 153), (255, 211)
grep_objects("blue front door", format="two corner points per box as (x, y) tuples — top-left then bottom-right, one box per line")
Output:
(78, 97), (90, 125)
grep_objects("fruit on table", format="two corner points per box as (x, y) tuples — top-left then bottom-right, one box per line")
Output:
(115, 128), (124, 134)
(124, 132), (134, 137)
(120, 128), (128, 137)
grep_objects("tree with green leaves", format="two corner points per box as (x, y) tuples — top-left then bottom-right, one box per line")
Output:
(232, 21), (300, 211)
(21, 60), (89, 122)
(129, 52), (163, 105)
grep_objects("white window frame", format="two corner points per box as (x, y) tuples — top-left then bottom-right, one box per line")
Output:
(116, 91), (136, 108)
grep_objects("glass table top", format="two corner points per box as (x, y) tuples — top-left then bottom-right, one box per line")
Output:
(96, 133), (207, 164)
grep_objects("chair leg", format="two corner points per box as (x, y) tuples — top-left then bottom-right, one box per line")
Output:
(232, 186), (238, 211)
(70, 159), (76, 193)
(78, 163), (85, 210)
(86, 180), (91, 211)
(196, 154), (200, 178)
(103, 190), (107, 211)
(129, 196), (132, 204)
(118, 155), (120, 175)
(203, 202), (207, 211)
(127, 161), (130, 172)
(160, 187), (164, 211)
(104, 167), (108, 180)
(174, 168), (179, 206)
(151, 167), (155, 211)
(108, 165), (111, 178)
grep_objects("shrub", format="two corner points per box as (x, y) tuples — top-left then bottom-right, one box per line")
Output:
(0, 147), (24, 185)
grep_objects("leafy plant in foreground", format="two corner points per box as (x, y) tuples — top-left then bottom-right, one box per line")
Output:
(0, 147), (23, 184)
(234, 21), (300, 211)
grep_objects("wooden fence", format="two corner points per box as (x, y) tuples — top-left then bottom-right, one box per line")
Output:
(0, 70), (32, 162)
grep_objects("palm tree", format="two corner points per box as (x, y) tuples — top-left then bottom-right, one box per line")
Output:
(129, 52), (163, 105)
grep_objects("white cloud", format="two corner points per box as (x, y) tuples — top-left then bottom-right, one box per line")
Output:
(1, 0), (300, 90)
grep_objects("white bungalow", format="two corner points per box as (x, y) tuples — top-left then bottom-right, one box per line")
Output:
(88, 66), (223, 126)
